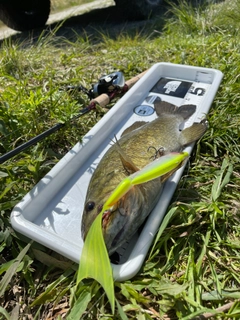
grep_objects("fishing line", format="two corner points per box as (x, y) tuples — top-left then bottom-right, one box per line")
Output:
(174, 158), (194, 203)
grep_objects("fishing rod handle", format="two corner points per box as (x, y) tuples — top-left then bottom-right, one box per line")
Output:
(125, 70), (148, 89)
(90, 93), (110, 107)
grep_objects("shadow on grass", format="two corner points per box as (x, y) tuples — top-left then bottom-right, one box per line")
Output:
(0, 4), (169, 46)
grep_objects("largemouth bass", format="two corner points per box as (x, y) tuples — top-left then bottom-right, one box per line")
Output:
(81, 101), (207, 255)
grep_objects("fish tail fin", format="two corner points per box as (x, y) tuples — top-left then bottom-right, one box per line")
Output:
(175, 104), (197, 120)
(155, 101), (196, 120)
(180, 119), (208, 145)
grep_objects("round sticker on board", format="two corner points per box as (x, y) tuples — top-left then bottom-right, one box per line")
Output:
(133, 105), (155, 116)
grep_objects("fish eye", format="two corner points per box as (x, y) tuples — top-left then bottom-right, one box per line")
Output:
(85, 201), (95, 212)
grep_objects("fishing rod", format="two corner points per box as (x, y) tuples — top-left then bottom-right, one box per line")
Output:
(0, 70), (147, 164)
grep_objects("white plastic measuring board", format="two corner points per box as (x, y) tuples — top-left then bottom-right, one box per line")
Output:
(11, 63), (223, 281)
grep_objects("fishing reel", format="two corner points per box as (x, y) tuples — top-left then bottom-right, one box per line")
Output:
(91, 71), (125, 97)
(65, 71), (125, 99)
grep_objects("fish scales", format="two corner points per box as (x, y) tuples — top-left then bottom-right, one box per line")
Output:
(81, 101), (207, 255)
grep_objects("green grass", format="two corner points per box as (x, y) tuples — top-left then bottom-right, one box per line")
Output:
(1, 0), (240, 319)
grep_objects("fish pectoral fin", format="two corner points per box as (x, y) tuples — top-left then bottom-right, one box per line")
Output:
(121, 121), (147, 136)
(180, 119), (208, 145)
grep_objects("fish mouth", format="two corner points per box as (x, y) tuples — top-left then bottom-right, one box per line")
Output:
(101, 201), (119, 229)
(102, 207), (128, 254)
(102, 209), (112, 229)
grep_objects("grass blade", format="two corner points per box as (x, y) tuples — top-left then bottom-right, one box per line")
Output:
(116, 298), (129, 320)
(149, 206), (178, 257)
(31, 268), (74, 306)
(0, 306), (10, 320)
(0, 242), (31, 297)
(66, 289), (92, 320)
(211, 158), (233, 202)
(77, 212), (115, 314)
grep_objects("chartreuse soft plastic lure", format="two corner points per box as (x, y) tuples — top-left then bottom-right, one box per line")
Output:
(105, 151), (189, 208)
(77, 151), (189, 314)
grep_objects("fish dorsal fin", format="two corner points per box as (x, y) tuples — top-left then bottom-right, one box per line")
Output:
(154, 101), (178, 117)
(121, 121), (147, 137)
(113, 137), (139, 174)
(154, 101), (196, 120)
